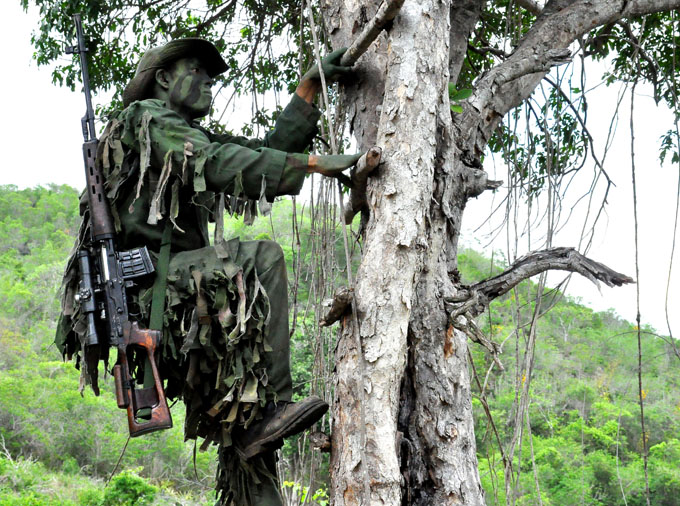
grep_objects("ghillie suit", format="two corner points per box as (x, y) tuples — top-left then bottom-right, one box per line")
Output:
(56, 39), (324, 505)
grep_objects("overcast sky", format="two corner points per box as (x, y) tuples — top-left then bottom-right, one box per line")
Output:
(2, 2), (679, 338)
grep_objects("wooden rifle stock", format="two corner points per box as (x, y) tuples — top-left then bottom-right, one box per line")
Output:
(113, 322), (173, 437)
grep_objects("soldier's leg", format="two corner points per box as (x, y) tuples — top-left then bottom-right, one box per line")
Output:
(247, 451), (284, 506)
(231, 240), (327, 462)
(233, 239), (293, 402)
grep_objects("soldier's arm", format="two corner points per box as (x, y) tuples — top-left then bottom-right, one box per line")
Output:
(122, 100), (288, 200)
(209, 48), (352, 153)
(122, 100), (359, 201)
(210, 94), (321, 153)
(295, 48), (352, 103)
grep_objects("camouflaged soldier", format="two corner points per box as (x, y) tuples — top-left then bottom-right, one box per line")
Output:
(56, 38), (360, 499)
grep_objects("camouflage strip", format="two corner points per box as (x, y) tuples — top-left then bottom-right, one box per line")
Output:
(148, 151), (173, 225)
(169, 179), (184, 232)
(193, 152), (208, 192)
(181, 141), (193, 182)
(99, 119), (125, 200)
(133, 110), (153, 209)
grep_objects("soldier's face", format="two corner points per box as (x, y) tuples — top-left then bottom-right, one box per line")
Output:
(164, 57), (214, 120)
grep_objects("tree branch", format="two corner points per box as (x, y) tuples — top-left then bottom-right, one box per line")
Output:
(458, 0), (680, 155)
(340, 0), (405, 67)
(449, 248), (633, 317)
(446, 248), (632, 359)
(516, 0), (542, 15)
(449, 0), (485, 85)
(171, 0), (237, 37)
(319, 286), (354, 327)
(625, 0), (680, 17)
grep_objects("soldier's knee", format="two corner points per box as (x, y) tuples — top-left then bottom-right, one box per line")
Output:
(259, 239), (284, 260)
(257, 240), (285, 273)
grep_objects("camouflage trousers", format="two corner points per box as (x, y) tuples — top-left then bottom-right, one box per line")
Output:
(57, 231), (291, 504)
(170, 239), (292, 391)
(158, 239), (291, 505)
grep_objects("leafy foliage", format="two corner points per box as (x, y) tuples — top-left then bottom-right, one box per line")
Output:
(102, 468), (158, 506)
(20, 0), (307, 119)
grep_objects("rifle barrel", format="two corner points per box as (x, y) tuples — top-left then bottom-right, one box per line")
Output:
(72, 14), (96, 142)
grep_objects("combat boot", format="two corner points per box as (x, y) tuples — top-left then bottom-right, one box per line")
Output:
(235, 396), (328, 459)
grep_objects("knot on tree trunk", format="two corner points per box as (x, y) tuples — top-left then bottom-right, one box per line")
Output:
(463, 167), (503, 199)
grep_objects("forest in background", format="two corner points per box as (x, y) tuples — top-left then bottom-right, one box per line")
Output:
(0, 184), (678, 505)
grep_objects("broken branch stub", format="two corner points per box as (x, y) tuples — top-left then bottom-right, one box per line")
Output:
(319, 286), (354, 327)
(344, 147), (382, 225)
(309, 431), (331, 453)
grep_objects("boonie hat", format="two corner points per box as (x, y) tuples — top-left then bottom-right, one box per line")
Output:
(123, 38), (228, 107)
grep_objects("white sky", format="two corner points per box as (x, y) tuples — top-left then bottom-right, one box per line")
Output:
(2, 2), (678, 338)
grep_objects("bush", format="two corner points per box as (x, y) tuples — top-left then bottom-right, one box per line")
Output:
(79, 488), (105, 506)
(103, 468), (158, 506)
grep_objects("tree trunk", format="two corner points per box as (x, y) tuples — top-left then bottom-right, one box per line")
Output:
(321, 0), (486, 504)
(317, 0), (680, 503)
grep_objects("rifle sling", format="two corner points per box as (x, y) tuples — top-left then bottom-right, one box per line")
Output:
(150, 219), (173, 331)
(142, 219), (173, 394)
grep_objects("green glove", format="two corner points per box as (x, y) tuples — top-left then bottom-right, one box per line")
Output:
(302, 48), (353, 83)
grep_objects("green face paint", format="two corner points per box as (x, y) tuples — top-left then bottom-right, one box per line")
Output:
(163, 57), (214, 121)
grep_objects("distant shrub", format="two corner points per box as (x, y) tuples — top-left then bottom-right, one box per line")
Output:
(79, 488), (105, 506)
(103, 468), (157, 506)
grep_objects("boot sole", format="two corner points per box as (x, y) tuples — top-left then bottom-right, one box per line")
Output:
(237, 399), (328, 459)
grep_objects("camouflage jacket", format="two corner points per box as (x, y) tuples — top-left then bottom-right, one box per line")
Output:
(100, 93), (320, 253)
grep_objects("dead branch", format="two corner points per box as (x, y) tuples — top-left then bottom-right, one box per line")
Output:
(448, 247), (634, 318)
(340, 0), (406, 67)
(344, 147), (382, 224)
(446, 247), (631, 373)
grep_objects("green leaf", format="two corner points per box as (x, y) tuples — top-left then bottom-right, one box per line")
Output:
(450, 88), (473, 102)
(450, 104), (463, 114)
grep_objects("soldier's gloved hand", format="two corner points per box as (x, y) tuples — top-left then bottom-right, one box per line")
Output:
(302, 48), (353, 83)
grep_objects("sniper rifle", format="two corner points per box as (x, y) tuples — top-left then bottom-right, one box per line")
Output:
(67, 13), (172, 437)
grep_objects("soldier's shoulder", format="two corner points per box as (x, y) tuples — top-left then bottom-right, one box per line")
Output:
(121, 98), (168, 115)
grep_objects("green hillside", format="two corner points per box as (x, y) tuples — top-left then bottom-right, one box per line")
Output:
(460, 250), (680, 506)
(0, 185), (677, 505)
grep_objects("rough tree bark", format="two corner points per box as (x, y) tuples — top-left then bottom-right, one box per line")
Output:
(318, 0), (680, 504)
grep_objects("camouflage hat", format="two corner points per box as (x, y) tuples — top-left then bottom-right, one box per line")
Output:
(123, 38), (228, 108)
